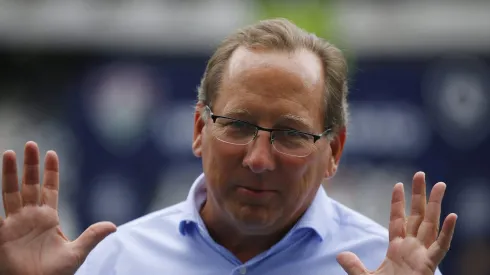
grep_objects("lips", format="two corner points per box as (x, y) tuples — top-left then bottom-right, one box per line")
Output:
(238, 186), (276, 193)
(235, 186), (278, 199)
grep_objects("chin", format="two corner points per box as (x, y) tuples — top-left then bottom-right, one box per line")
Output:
(227, 204), (280, 234)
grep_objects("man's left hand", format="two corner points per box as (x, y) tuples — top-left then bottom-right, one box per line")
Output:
(337, 171), (457, 275)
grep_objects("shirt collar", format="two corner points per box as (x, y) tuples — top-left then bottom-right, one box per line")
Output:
(178, 173), (207, 235)
(178, 173), (335, 241)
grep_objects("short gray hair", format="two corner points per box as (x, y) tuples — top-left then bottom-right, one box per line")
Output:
(197, 18), (349, 135)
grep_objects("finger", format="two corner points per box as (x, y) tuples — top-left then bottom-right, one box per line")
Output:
(70, 222), (117, 266)
(385, 237), (404, 262)
(21, 141), (41, 206)
(417, 182), (446, 248)
(406, 172), (426, 237)
(337, 252), (369, 275)
(41, 151), (60, 210)
(388, 182), (406, 242)
(2, 150), (22, 216)
(428, 213), (457, 266)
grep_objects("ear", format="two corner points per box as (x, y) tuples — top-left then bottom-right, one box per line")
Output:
(324, 127), (346, 179)
(192, 102), (206, 158)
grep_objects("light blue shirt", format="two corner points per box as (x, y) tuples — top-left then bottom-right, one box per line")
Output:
(76, 173), (442, 275)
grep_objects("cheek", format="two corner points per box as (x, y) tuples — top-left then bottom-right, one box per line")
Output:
(280, 155), (324, 196)
(280, 156), (314, 178)
(202, 132), (244, 183)
(203, 128), (237, 159)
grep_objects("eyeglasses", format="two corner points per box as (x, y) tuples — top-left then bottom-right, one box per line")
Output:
(204, 106), (332, 158)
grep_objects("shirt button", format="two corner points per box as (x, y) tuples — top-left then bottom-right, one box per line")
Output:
(239, 267), (247, 274)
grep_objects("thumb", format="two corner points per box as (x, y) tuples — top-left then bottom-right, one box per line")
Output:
(71, 221), (117, 264)
(337, 251), (369, 275)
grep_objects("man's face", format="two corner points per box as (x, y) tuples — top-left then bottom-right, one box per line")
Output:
(193, 46), (345, 235)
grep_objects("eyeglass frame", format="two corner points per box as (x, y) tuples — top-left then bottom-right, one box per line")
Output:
(203, 105), (332, 156)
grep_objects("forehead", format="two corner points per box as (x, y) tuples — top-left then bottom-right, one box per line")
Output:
(226, 46), (323, 87)
(214, 46), (325, 128)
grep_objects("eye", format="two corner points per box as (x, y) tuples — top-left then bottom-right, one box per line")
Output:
(273, 130), (312, 142)
(284, 130), (310, 140)
(215, 117), (253, 130)
(227, 121), (248, 128)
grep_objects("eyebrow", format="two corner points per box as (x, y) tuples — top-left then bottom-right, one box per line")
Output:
(277, 114), (313, 130)
(220, 107), (313, 131)
(221, 107), (252, 117)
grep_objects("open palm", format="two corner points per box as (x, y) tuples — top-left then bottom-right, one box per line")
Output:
(0, 142), (116, 275)
(337, 172), (457, 275)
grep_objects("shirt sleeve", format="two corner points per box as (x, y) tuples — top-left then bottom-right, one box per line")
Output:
(74, 260), (90, 275)
(74, 232), (121, 275)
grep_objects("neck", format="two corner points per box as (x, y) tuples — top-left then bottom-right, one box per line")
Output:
(200, 201), (301, 263)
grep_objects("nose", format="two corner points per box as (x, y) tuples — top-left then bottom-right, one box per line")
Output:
(242, 132), (276, 173)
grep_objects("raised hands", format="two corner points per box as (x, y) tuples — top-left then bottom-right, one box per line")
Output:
(0, 142), (116, 275)
(337, 172), (457, 275)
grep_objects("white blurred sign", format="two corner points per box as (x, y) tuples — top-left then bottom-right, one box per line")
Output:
(423, 56), (490, 150)
(83, 62), (162, 156)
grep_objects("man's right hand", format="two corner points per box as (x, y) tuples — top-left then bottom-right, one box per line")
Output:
(0, 141), (117, 275)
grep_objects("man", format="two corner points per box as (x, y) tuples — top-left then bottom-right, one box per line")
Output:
(0, 18), (456, 275)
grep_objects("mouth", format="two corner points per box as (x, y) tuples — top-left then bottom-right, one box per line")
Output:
(236, 186), (277, 199)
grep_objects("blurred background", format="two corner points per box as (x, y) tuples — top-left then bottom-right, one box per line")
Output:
(0, 0), (489, 274)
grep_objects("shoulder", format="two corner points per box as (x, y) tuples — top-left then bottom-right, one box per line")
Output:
(331, 198), (389, 241)
(327, 198), (389, 270)
(118, 201), (188, 231)
(76, 201), (189, 274)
